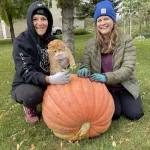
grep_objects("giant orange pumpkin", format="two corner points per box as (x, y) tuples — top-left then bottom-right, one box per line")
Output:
(42, 74), (114, 141)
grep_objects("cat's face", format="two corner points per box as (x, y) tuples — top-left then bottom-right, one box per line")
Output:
(48, 40), (68, 60)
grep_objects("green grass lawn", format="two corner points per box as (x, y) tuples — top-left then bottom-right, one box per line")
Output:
(0, 35), (150, 150)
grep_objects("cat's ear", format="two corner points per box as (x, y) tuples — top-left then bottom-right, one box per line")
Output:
(58, 40), (66, 50)
(64, 44), (71, 52)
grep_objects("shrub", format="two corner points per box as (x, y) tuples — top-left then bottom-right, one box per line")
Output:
(74, 28), (90, 35)
(141, 33), (150, 39)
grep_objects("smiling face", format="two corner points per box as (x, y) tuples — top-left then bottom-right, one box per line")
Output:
(33, 14), (48, 37)
(96, 16), (114, 39)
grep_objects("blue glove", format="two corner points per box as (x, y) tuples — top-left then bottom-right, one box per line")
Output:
(90, 73), (106, 83)
(77, 68), (90, 78)
(49, 70), (70, 84)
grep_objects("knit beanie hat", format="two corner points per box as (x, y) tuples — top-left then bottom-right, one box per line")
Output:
(33, 9), (49, 19)
(94, 0), (116, 23)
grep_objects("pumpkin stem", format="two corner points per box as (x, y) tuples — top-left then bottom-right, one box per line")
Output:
(77, 122), (90, 138)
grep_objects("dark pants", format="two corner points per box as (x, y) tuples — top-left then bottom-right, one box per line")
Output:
(11, 84), (46, 108)
(109, 89), (144, 120)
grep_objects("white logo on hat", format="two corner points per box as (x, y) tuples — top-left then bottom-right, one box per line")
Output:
(101, 8), (106, 14)
(37, 4), (43, 7)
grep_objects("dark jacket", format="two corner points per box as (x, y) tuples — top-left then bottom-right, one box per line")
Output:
(83, 34), (140, 99)
(11, 1), (57, 90)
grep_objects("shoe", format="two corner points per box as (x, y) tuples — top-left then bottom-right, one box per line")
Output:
(23, 106), (39, 124)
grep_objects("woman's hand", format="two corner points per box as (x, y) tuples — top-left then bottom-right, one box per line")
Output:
(77, 68), (90, 78)
(90, 73), (106, 83)
(46, 70), (70, 84)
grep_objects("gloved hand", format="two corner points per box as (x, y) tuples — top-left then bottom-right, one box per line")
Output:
(77, 68), (90, 78)
(90, 73), (106, 83)
(49, 70), (70, 84)
(59, 59), (70, 68)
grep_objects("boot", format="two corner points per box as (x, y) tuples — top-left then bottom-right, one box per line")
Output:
(23, 106), (39, 124)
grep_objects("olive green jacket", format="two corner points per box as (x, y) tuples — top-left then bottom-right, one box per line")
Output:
(82, 34), (140, 99)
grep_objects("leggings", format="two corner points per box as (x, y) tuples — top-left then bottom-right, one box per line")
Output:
(11, 84), (46, 108)
(109, 89), (144, 120)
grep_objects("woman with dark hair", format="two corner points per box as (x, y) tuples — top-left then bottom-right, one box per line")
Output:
(11, 1), (70, 124)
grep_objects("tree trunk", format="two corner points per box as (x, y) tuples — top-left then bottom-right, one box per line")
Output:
(7, 13), (15, 42)
(139, 16), (141, 34)
(62, 0), (74, 56)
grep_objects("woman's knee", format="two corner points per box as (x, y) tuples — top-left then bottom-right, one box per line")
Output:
(24, 87), (44, 107)
(121, 93), (144, 120)
(123, 110), (144, 120)
(11, 84), (45, 107)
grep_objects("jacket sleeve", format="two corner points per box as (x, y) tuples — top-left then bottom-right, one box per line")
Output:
(82, 44), (91, 72)
(13, 38), (47, 86)
(81, 39), (97, 74)
(105, 35), (136, 84)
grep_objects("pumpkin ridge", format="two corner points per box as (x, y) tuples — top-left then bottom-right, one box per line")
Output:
(87, 80), (96, 122)
(68, 77), (88, 122)
(89, 122), (111, 136)
(90, 82), (106, 122)
(79, 78), (90, 122)
(81, 78), (96, 122)
(43, 99), (80, 130)
(59, 83), (87, 124)
(89, 81), (101, 121)
(92, 93), (114, 124)
(44, 87), (80, 126)
(88, 127), (101, 137)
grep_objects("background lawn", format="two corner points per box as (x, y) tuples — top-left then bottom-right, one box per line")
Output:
(0, 35), (150, 150)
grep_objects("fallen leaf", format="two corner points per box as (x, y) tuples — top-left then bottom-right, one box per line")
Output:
(0, 114), (4, 118)
(22, 129), (26, 134)
(69, 140), (72, 143)
(60, 141), (63, 148)
(110, 135), (113, 140)
(16, 141), (24, 150)
(119, 138), (130, 144)
(76, 141), (80, 147)
(17, 144), (20, 150)
(125, 138), (130, 142)
(127, 122), (135, 125)
(112, 141), (116, 147)
(125, 130), (132, 133)
(30, 144), (35, 150)
(10, 137), (16, 142)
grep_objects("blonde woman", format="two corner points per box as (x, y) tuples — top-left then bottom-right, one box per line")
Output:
(77, 0), (144, 120)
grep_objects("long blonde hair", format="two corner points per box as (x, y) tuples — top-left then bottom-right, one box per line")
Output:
(95, 24), (120, 54)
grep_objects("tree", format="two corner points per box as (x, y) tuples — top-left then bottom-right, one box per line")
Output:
(122, 0), (150, 35)
(61, 0), (75, 56)
(53, 0), (80, 56)
(0, 0), (34, 42)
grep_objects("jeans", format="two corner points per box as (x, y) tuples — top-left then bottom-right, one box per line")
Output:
(11, 84), (46, 108)
(109, 89), (144, 120)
